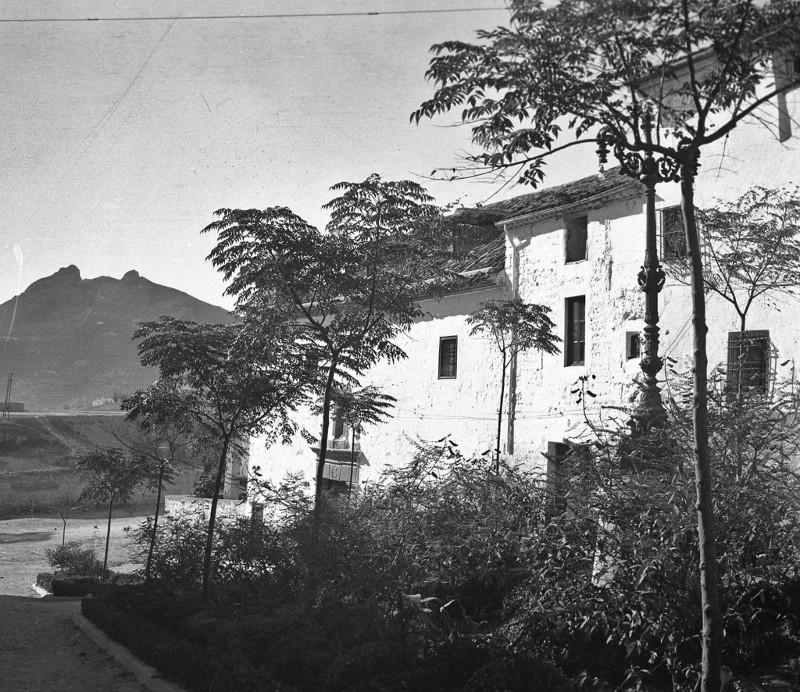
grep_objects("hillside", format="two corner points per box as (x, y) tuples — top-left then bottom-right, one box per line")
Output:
(0, 266), (232, 411)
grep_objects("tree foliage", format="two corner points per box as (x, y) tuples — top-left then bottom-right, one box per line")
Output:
(204, 175), (448, 525)
(467, 299), (560, 470)
(413, 0), (800, 186)
(130, 317), (310, 597)
(413, 4), (800, 687)
(670, 186), (800, 332)
(75, 445), (152, 580)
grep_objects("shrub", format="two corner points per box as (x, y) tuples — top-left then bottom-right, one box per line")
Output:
(81, 595), (281, 692)
(52, 575), (104, 597)
(45, 541), (103, 576)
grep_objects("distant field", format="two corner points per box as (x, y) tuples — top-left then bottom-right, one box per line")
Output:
(0, 414), (200, 516)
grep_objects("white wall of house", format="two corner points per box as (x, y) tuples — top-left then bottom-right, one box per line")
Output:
(507, 81), (800, 462)
(249, 283), (510, 490)
(250, 76), (800, 494)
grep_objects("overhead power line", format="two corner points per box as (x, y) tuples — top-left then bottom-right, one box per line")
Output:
(0, 7), (503, 23)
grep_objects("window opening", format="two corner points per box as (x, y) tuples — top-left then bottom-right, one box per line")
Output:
(565, 215), (588, 263)
(626, 332), (641, 360)
(565, 296), (586, 366)
(727, 330), (771, 394)
(439, 336), (458, 379)
(660, 206), (687, 259)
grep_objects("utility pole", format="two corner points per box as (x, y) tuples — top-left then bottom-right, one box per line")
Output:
(2, 372), (12, 419)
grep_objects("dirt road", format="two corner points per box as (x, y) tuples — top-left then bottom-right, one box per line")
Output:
(0, 506), (150, 596)
(0, 596), (149, 691)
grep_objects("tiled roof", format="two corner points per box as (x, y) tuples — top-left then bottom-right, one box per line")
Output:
(431, 167), (641, 296)
(481, 166), (640, 221)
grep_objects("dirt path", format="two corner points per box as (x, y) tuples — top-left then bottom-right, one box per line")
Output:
(0, 596), (148, 691)
(0, 507), (149, 596)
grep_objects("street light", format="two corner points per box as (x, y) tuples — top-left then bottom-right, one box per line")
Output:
(596, 109), (680, 431)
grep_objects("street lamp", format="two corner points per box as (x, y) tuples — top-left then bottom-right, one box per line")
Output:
(596, 109), (680, 431)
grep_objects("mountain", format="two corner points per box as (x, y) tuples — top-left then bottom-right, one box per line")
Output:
(0, 266), (233, 411)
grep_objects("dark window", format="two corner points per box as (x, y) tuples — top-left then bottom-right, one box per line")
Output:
(626, 332), (641, 360)
(565, 215), (588, 262)
(547, 442), (571, 516)
(727, 330), (770, 394)
(546, 442), (590, 517)
(660, 206), (687, 259)
(438, 336), (458, 379)
(565, 296), (586, 366)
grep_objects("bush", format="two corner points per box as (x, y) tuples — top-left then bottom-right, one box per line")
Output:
(36, 572), (53, 592)
(52, 575), (105, 597)
(81, 594), (281, 692)
(45, 541), (103, 576)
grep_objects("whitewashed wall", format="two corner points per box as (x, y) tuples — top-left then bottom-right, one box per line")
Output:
(251, 82), (800, 491)
(508, 83), (800, 464)
(249, 284), (510, 490)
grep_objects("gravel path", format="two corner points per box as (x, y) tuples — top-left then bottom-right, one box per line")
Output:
(0, 595), (149, 691)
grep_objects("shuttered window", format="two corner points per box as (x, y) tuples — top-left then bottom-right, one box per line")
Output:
(660, 206), (687, 259)
(727, 330), (770, 394)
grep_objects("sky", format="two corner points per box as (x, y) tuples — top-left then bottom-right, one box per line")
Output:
(1, 0), (582, 310)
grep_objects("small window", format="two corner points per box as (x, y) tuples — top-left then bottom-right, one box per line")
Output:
(727, 330), (770, 394)
(565, 215), (588, 263)
(438, 336), (458, 379)
(626, 332), (641, 360)
(660, 206), (687, 259)
(565, 296), (586, 366)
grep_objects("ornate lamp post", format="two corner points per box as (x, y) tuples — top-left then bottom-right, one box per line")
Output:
(597, 109), (680, 431)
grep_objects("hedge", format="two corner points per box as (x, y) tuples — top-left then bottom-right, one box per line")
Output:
(81, 595), (283, 692)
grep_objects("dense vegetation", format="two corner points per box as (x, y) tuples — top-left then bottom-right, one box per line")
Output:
(78, 379), (800, 691)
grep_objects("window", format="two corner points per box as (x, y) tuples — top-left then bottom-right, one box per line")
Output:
(727, 330), (771, 394)
(438, 336), (458, 379)
(565, 296), (586, 366)
(660, 206), (687, 259)
(565, 215), (588, 262)
(546, 442), (590, 517)
(626, 332), (641, 360)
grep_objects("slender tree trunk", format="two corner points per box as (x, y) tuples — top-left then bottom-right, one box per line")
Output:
(682, 162), (722, 692)
(103, 494), (114, 582)
(145, 463), (165, 583)
(495, 355), (507, 473)
(59, 511), (67, 546)
(314, 361), (338, 534)
(202, 434), (231, 599)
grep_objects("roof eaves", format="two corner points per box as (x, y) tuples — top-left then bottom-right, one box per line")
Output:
(499, 178), (643, 231)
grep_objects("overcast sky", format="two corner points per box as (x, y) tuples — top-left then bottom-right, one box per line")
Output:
(2, 0), (582, 310)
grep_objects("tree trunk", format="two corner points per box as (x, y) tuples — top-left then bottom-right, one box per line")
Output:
(103, 494), (114, 582)
(682, 162), (722, 692)
(496, 354), (507, 473)
(145, 463), (165, 583)
(202, 434), (231, 599)
(314, 360), (338, 534)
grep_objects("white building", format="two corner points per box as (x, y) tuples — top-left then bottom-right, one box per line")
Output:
(250, 60), (800, 494)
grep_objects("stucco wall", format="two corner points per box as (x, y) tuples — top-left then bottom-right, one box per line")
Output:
(249, 284), (510, 490)
(508, 83), (800, 462)
(251, 83), (800, 493)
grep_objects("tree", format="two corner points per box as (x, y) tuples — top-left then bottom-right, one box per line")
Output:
(412, 3), (800, 687)
(466, 299), (561, 472)
(75, 446), (151, 581)
(122, 380), (191, 583)
(313, 385), (397, 501)
(131, 317), (310, 598)
(672, 186), (800, 336)
(204, 174), (447, 529)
